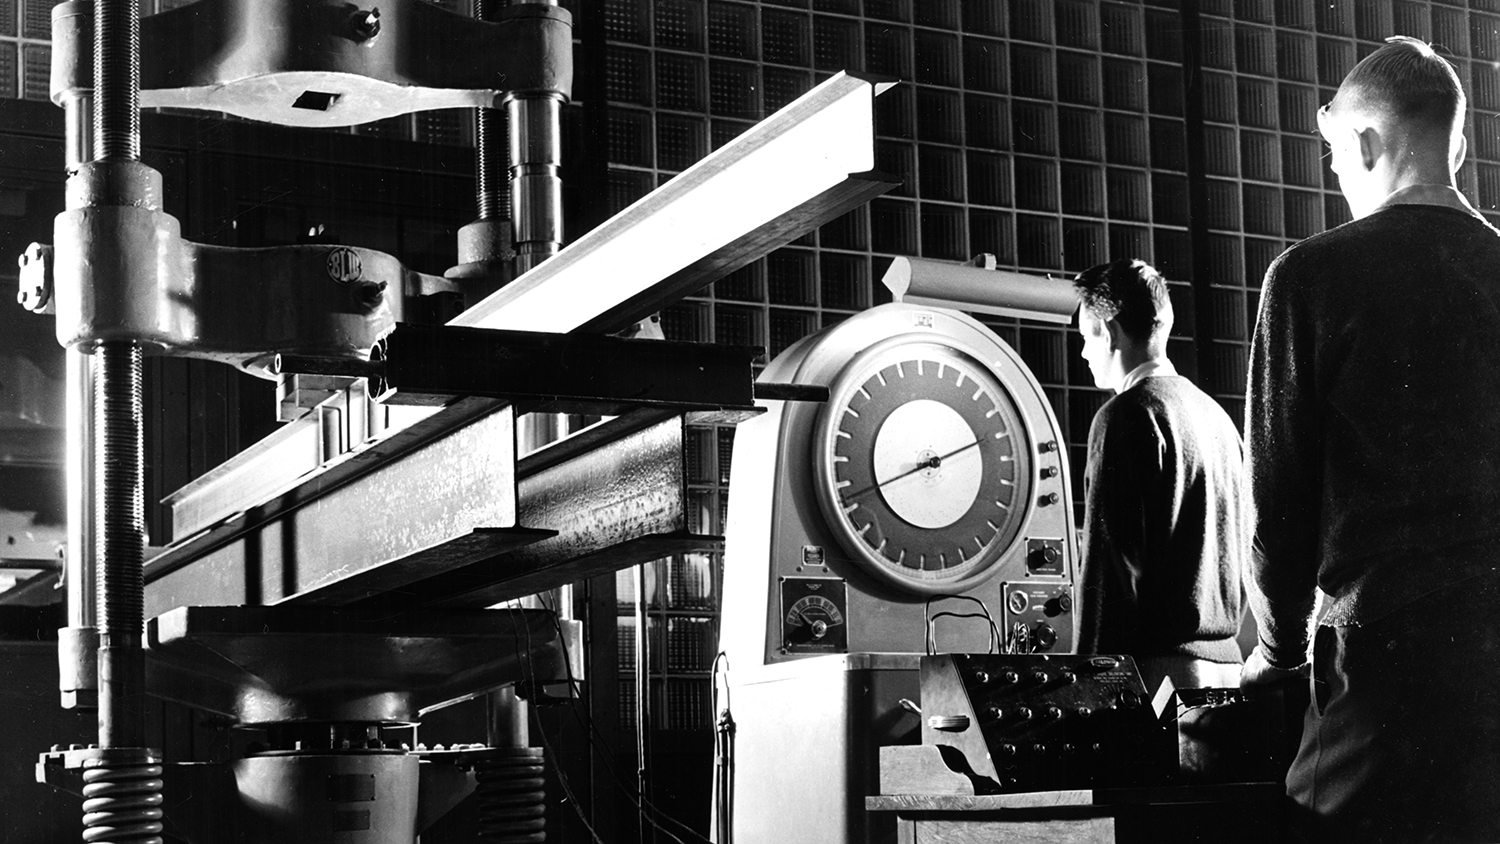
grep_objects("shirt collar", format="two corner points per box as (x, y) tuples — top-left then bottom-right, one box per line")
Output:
(1119, 358), (1177, 393)
(1374, 184), (1484, 221)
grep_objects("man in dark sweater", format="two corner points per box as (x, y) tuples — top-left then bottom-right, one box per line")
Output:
(1073, 259), (1246, 696)
(1244, 37), (1500, 843)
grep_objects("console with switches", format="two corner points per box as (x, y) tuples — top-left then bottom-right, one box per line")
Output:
(917, 653), (1172, 793)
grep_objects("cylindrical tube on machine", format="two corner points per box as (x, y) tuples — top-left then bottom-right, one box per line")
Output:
(58, 83), (98, 709)
(882, 256), (1080, 325)
(60, 92), (93, 173)
(486, 685), (529, 749)
(60, 348), (98, 706)
(507, 93), (563, 274)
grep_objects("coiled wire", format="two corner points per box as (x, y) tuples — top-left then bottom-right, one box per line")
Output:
(81, 762), (164, 844)
(475, 748), (547, 843)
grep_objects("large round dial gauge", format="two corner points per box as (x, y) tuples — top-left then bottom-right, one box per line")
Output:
(811, 338), (1034, 594)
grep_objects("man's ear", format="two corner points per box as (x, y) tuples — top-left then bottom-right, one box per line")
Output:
(1452, 132), (1468, 174)
(1356, 125), (1381, 173)
(1104, 318), (1126, 354)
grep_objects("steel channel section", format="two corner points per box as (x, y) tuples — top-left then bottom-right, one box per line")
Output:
(143, 405), (517, 617)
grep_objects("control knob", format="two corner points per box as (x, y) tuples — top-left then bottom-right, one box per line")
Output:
(1033, 623), (1058, 650)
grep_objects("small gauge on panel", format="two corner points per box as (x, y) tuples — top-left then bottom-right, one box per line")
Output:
(811, 337), (1035, 595)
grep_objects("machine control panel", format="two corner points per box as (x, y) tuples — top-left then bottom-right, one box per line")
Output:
(999, 581), (1072, 653)
(1025, 538), (1065, 575)
(779, 577), (849, 654)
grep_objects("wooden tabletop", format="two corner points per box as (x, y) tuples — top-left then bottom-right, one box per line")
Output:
(867, 782), (1284, 813)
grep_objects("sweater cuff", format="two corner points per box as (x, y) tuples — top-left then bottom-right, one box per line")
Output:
(1258, 631), (1309, 670)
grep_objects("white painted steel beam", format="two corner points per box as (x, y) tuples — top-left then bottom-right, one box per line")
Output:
(452, 71), (891, 333)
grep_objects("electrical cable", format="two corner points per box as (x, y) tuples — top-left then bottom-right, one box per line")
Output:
(502, 598), (607, 844)
(923, 594), (1001, 655)
(504, 593), (704, 844)
(533, 592), (707, 844)
(710, 651), (734, 844)
(527, 591), (714, 844)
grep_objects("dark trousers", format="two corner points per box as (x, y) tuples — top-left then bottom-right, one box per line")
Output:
(1288, 570), (1500, 843)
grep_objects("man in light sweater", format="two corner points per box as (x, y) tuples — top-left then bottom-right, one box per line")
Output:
(1073, 259), (1246, 696)
(1244, 36), (1500, 842)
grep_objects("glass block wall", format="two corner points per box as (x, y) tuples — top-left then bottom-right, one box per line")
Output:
(0, 0), (59, 100)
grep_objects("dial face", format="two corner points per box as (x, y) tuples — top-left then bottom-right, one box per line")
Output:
(813, 340), (1033, 594)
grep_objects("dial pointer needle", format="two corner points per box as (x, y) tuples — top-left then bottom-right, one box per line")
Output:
(842, 438), (981, 501)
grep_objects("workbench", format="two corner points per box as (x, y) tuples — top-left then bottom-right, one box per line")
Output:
(867, 783), (1285, 843)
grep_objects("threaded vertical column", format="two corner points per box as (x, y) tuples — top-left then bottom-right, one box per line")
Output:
(78, 8), (153, 842)
(93, 343), (144, 634)
(475, 0), (504, 221)
(91, 0), (147, 750)
(94, 342), (145, 750)
(93, 0), (139, 161)
(477, 108), (505, 219)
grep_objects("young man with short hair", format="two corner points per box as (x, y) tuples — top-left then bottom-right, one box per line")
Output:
(1244, 36), (1500, 842)
(1073, 258), (1246, 696)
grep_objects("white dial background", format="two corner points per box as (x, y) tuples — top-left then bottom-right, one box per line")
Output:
(870, 399), (982, 529)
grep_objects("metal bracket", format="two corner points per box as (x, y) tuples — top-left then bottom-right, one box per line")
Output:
(44, 160), (464, 374)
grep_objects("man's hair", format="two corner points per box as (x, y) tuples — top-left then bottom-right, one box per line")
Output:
(1073, 259), (1172, 345)
(1332, 36), (1465, 138)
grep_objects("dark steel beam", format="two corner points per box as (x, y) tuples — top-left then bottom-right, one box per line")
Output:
(354, 412), (703, 610)
(278, 527), (556, 607)
(358, 323), (760, 414)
